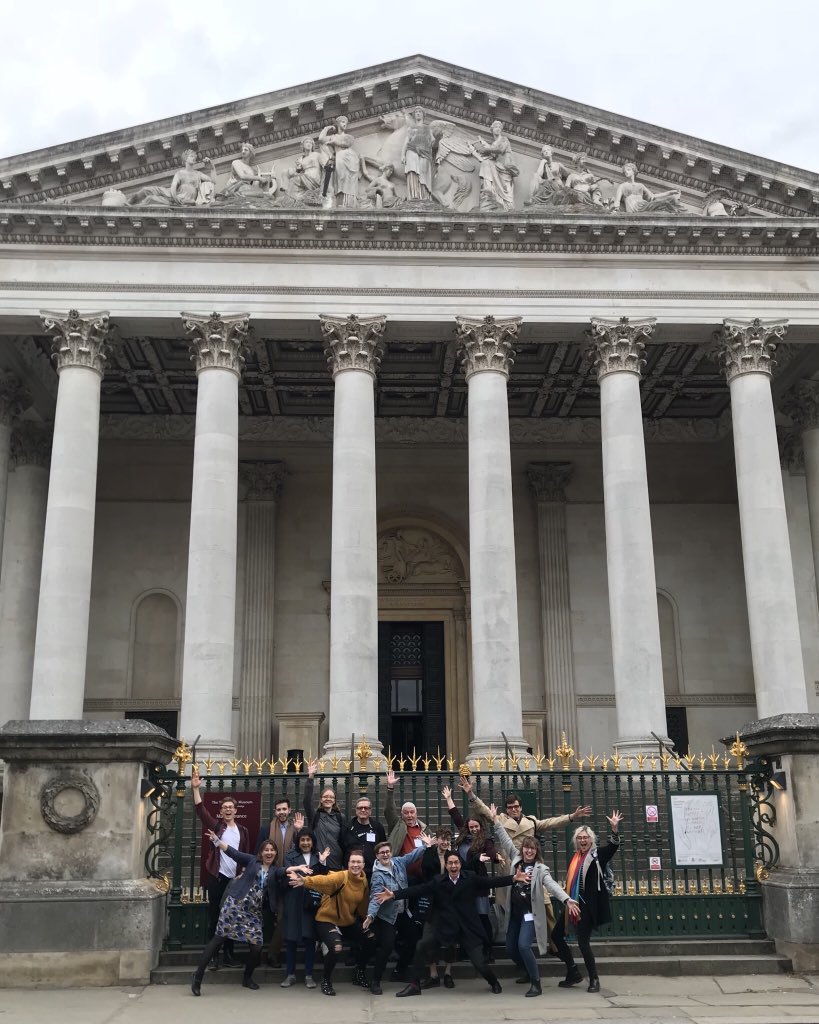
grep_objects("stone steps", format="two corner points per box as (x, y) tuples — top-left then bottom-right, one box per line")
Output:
(153, 938), (791, 983)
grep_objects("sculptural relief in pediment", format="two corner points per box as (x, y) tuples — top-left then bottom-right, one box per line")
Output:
(377, 527), (462, 584)
(94, 107), (759, 218)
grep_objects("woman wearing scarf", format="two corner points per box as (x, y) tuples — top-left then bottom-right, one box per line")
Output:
(551, 809), (622, 993)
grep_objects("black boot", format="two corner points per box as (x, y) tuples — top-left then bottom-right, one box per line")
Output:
(396, 981), (422, 997)
(558, 965), (583, 988)
(525, 979), (542, 998)
(190, 972), (202, 996)
(588, 976), (600, 993)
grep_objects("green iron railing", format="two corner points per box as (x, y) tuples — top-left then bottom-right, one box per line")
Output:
(144, 735), (775, 948)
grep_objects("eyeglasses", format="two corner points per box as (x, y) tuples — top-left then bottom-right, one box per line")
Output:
(377, 849), (391, 857)
(356, 805), (371, 812)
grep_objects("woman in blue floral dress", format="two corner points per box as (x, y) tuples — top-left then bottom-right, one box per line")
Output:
(191, 833), (279, 996)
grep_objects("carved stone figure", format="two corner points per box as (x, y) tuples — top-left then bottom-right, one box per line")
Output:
(218, 143), (277, 204)
(563, 154), (607, 208)
(281, 137), (323, 205)
(318, 115), (363, 208)
(378, 529), (458, 583)
(468, 120), (518, 211)
(703, 188), (749, 217)
(361, 162), (401, 208)
(526, 145), (569, 206)
(402, 106), (435, 201)
(614, 162), (686, 214)
(127, 149), (216, 207)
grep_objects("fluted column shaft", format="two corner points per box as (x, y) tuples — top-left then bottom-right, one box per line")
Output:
(783, 380), (819, 609)
(457, 315), (526, 759)
(528, 462), (578, 750)
(30, 310), (110, 719)
(321, 314), (386, 755)
(0, 373), (31, 578)
(0, 425), (50, 725)
(238, 461), (283, 756)
(590, 316), (667, 752)
(719, 318), (807, 716)
(179, 313), (249, 755)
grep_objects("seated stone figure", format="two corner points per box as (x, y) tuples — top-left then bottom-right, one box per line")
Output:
(614, 162), (686, 214)
(127, 149), (216, 207)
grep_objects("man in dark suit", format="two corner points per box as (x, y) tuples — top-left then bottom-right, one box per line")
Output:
(377, 851), (528, 996)
(255, 796), (298, 964)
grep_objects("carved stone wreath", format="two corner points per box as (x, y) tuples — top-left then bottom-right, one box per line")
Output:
(40, 772), (101, 834)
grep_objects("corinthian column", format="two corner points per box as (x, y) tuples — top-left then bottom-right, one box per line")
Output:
(321, 314), (386, 756)
(238, 460), (284, 756)
(528, 462), (579, 751)
(29, 310), (110, 719)
(589, 316), (668, 753)
(717, 318), (807, 716)
(0, 373), (31, 577)
(178, 312), (249, 756)
(0, 424), (51, 725)
(782, 380), (819, 608)
(456, 314), (527, 759)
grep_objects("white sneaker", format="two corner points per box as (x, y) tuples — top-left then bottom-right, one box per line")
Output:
(280, 974), (297, 988)
(305, 975), (317, 989)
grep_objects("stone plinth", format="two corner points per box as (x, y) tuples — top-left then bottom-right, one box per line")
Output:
(740, 713), (819, 971)
(277, 711), (326, 761)
(0, 720), (177, 986)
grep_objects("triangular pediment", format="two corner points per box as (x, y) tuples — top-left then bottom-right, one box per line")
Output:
(1, 56), (817, 220)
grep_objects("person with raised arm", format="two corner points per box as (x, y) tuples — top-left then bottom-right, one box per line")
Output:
(190, 834), (278, 996)
(303, 759), (346, 870)
(190, 767), (250, 970)
(276, 825), (329, 989)
(487, 802), (579, 997)
(383, 768), (429, 978)
(551, 810), (623, 994)
(341, 793), (386, 876)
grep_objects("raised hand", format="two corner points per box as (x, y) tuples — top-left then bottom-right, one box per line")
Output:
(190, 769), (201, 790)
(458, 777), (473, 796)
(572, 805), (593, 820)
(293, 811), (305, 831)
(205, 829), (219, 843)
(375, 889), (395, 904)
(441, 785), (452, 801)
(319, 847), (331, 863)
(607, 809), (623, 833)
(306, 759), (318, 778)
(488, 802), (498, 821)
(386, 770), (397, 789)
(419, 832), (435, 847)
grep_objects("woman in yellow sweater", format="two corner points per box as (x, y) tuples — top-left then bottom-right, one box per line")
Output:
(287, 848), (372, 996)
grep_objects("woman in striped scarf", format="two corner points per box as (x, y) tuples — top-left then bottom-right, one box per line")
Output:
(551, 809), (622, 994)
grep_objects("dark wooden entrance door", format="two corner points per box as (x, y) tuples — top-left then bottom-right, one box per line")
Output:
(378, 621), (446, 756)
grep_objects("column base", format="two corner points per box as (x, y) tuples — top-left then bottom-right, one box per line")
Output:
(467, 735), (529, 767)
(323, 735), (384, 761)
(193, 739), (236, 760)
(614, 734), (671, 757)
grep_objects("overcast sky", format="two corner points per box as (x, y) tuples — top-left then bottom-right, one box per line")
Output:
(2, 0), (818, 173)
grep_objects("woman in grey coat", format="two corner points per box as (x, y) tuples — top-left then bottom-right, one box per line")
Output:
(489, 805), (580, 997)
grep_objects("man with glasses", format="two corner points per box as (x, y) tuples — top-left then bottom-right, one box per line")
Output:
(342, 795), (387, 876)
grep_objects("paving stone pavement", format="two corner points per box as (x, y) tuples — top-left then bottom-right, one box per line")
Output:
(1, 974), (818, 1024)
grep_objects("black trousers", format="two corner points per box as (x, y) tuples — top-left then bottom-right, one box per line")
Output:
(194, 934), (261, 983)
(315, 920), (370, 982)
(551, 912), (597, 979)
(410, 932), (498, 987)
(393, 910), (423, 972)
(367, 917), (396, 984)
(206, 873), (235, 957)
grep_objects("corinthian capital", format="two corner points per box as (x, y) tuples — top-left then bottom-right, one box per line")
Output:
(11, 422), (52, 468)
(527, 461), (573, 502)
(320, 314), (386, 377)
(781, 379), (819, 431)
(588, 316), (655, 381)
(716, 317), (787, 382)
(455, 314), (520, 380)
(182, 312), (250, 376)
(0, 372), (32, 426)
(239, 460), (285, 501)
(40, 309), (111, 375)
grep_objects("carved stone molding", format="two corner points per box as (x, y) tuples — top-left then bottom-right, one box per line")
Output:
(782, 380), (819, 432)
(182, 311), (250, 376)
(716, 317), (788, 382)
(319, 314), (386, 377)
(0, 372), (32, 427)
(455, 314), (521, 380)
(527, 461), (573, 502)
(40, 309), (111, 376)
(576, 693), (756, 707)
(40, 772), (101, 834)
(239, 460), (285, 501)
(377, 527), (460, 584)
(588, 316), (656, 381)
(10, 422), (52, 468)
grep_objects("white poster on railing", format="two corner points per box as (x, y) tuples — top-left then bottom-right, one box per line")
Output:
(669, 794), (723, 867)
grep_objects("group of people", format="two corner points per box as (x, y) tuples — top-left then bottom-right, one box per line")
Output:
(189, 761), (622, 999)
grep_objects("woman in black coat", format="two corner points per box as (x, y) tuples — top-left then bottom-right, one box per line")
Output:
(275, 828), (329, 988)
(551, 809), (622, 994)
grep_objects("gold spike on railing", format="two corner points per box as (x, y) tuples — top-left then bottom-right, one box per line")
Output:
(729, 732), (749, 770)
(555, 733), (574, 770)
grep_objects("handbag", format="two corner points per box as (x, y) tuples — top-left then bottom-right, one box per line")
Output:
(305, 886), (323, 912)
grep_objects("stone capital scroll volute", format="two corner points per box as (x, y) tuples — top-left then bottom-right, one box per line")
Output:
(527, 461), (573, 502)
(716, 317), (788, 383)
(182, 312), (250, 376)
(781, 380), (819, 432)
(455, 314), (521, 380)
(588, 316), (656, 381)
(320, 314), (386, 378)
(40, 309), (111, 376)
(0, 372), (32, 427)
(239, 460), (285, 502)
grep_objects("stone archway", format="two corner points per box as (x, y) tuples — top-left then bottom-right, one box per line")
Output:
(376, 514), (472, 759)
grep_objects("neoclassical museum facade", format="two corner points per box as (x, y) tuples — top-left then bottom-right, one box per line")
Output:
(0, 56), (818, 765)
